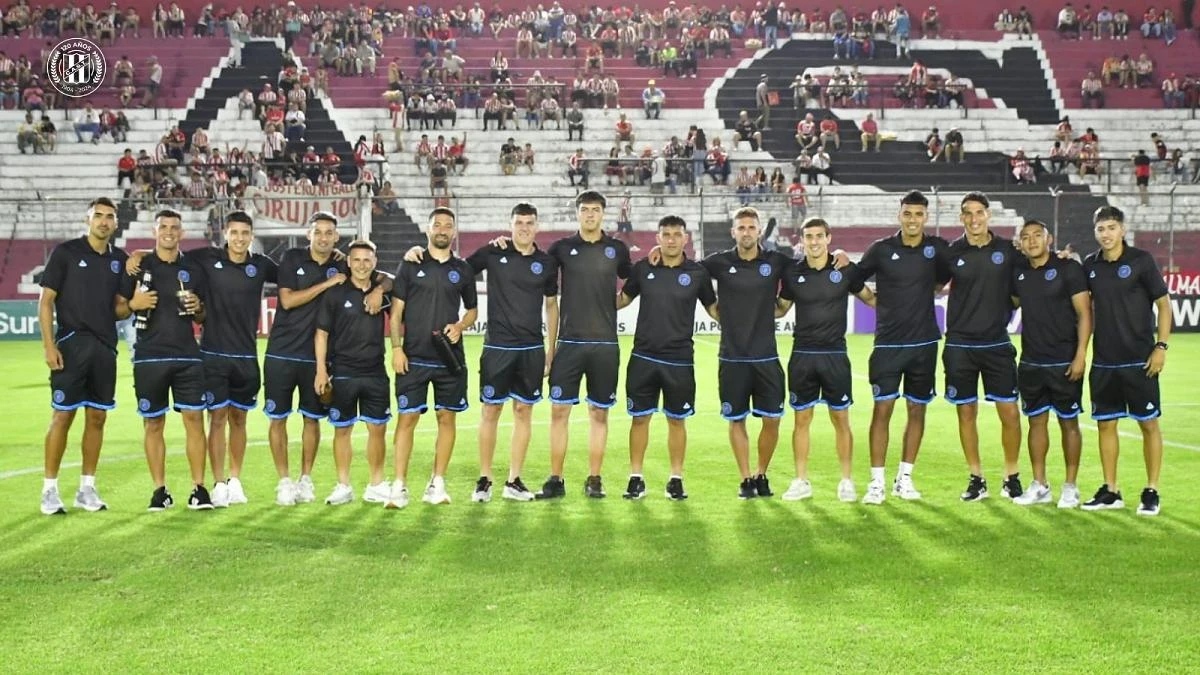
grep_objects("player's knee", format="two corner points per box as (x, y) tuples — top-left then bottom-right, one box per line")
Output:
(435, 409), (457, 425)
(793, 408), (815, 426)
(1136, 417), (1160, 434)
(511, 401), (533, 421)
(181, 410), (204, 426)
(49, 409), (77, 429)
(228, 409), (248, 429)
(1057, 416), (1079, 433)
(334, 425), (353, 438)
(481, 402), (504, 421)
(1096, 419), (1119, 433)
(208, 407), (229, 426)
(588, 405), (609, 422)
(665, 416), (686, 430)
(550, 403), (572, 421)
(268, 417), (287, 432)
(760, 415), (781, 430)
(83, 408), (106, 428)
(397, 412), (421, 429)
(906, 400), (927, 420)
(631, 414), (652, 428)
(143, 415), (166, 433)
(955, 402), (977, 421)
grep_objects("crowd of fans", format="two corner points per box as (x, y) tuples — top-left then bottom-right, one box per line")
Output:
(1081, 54), (1199, 109)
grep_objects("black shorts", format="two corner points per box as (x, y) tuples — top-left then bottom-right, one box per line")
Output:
(50, 333), (117, 411)
(787, 350), (853, 411)
(1136, 175), (1149, 186)
(718, 358), (785, 421)
(395, 360), (468, 414)
(1089, 364), (1162, 421)
(869, 342), (938, 404)
(942, 342), (1019, 405)
(625, 353), (696, 419)
(133, 358), (206, 418)
(202, 353), (260, 411)
(548, 341), (619, 408)
(479, 345), (545, 404)
(263, 355), (326, 420)
(329, 375), (391, 427)
(1018, 361), (1083, 418)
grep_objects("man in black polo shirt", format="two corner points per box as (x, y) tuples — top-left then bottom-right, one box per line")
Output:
(774, 218), (876, 503)
(617, 215), (717, 501)
(316, 240), (392, 507)
(538, 191), (632, 500)
(1011, 220), (1092, 509)
(855, 190), (951, 505)
(389, 207), (479, 508)
(38, 197), (132, 515)
(130, 209), (213, 511)
(1081, 206), (1171, 516)
(944, 192), (1024, 502)
(703, 207), (791, 499)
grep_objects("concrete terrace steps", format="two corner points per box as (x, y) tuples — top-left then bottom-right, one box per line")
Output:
(1038, 30), (1199, 109)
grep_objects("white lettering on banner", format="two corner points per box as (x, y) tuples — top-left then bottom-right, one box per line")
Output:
(0, 312), (40, 336)
(1172, 297), (1200, 329)
(245, 185), (362, 230)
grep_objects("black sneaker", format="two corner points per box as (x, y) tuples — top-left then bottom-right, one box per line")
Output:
(471, 476), (494, 503)
(960, 474), (989, 502)
(584, 475), (606, 499)
(534, 475), (566, 500)
(665, 477), (688, 501)
(623, 475), (646, 500)
(187, 485), (215, 511)
(738, 478), (757, 500)
(753, 473), (773, 498)
(1001, 473), (1024, 499)
(147, 486), (174, 512)
(1081, 484), (1125, 511)
(1136, 488), (1160, 517)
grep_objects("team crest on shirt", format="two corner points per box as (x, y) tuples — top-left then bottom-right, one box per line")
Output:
(604, 246), (616, 259)
(109, 260), (120, 274)
(53, 389), (65, 403)
(1118, 264), (1132, 279)
(1044, 268), (1057, 281)
(758, 263), (772, 277)
(246, 264), (258, 278)
(177, 270), (190, 283)
(551, 386), (563, 399)
(530, 261), (543, 275)
(829, 270), (843, 284)
(265, 399), (277, 413)
(448, 270), (461, 284)
(326, 267), (339, 279)
(329, 408), (341, 421)
(138, 398), (151, 411)
(923, 245), (935, 259)
(483, 385), (496, 399)
(678, 273), (692, 286)
(991, 252), (1005, 265)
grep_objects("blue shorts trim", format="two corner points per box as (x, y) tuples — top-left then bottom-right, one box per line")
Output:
(873, 392), (902, 402)
(790, 399), (822, 411)
(585, 397), (616, 409)
(752, 407), (785, 418)
(1091, 362), (1146, 369)
(558, 339), (619, 345)
(945, 341), (1012, 350)
(904, 393), (935, 405)
(51, 400), (116, 412)
(265, 354), (317, 364)
(663, 408), (695, 420)
(1129, 410), (1162, 422)
(628, 407), (659, 417)
(718, 356), (779, 364)
(827, 401), (852, 411)
(329, 417), (359, 428)
(550, 397), (581, 405)
(1022, 404), (1053, 417)
(1055, 409), (1081, 419)
(1091, 412), (1127, 421)
(139, 406), (170, 418)
(1020, 360), (1071, 368)
(359, 414), (391, 425)
(397, 405), (429, 415)
(175, 403), (207, 411)
(209, 399), (256, 411)
(632, 353), (693, 367)
(946, 395), (979, 405)
(722, 410), (751, 422)
(874, 339), (940, 349)
(986, 394), (1019, 403)
(264, 409), (292, 420)
(481, 394), (510, 405)
(483, 343), (543, 351)
(791, 349), (847, 355)
(435, 403), (468, 412)
(510, 393), (542, 405)
(298, 408), (326, 420)
(408, 360), (446, 369)
(132, 357), (203, 364)
(200, 350), (257, 360)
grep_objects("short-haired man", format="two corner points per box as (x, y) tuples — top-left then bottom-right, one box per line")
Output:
(316, 241), (393, 505)
(1082, 206), (1171, 515)
(1011, 220), (1092, 508)
(131, 209), (213, 510)
(774, 218), (876, 502)
(703, 207), (791, 498)
(617, 216), (717, 500)
(38, 197), (132, 515)
(389, 208), (479, 507)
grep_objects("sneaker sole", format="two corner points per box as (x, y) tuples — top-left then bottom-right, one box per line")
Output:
(781, 493), (812, 502)
(1081, 501), (1125, 511)
(622, 493), (645, 500)
(502, 491), (534, 501)
(188, 503), (215, 511)
(384, 501), (409, 509)
(534, 493), (564, 500)
(961, 491), (989, 502)
(471, 493), (493, 503)
(363, 496), (390, 504)
(1015, 496), (1052, 506)
(73, 501), (108, 512)
(41, 506), (67, 515)
(422, 498), (452, 505)
(665, 492), (689, 500)
(1135, 508), (1160, 517)
(1056, 501), (1079, 509)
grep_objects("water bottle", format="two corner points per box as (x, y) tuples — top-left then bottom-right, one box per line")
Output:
(134, 270), (152, 331)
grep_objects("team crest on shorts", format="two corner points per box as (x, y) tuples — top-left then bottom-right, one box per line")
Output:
(604, 246), (616, 259)
(678, 273), (691, 286)
(829, 270), (843, 283)
(46, 39), (105, 98)
(204, 391), (215, 405)
(627, 397), (635, 410)
(871, 384), (881, 396)
(245, 264), (258, 278)
(551, 386), (563, 399)
(483, 385), (496, 399)
(53, 389), (66, 403)
(110, 260), (121, 274)
(947, 386), (958, 399)
(1118, 264), (1132, 279)
(138, 398), (151, 411)
(530, 261), (543, 275)
(398, 395), (410, 408)
(923, 245), (935, 259)
(177, 270), (190, 283)
(1044, 268), (1057, 281)
(329, 408), (341, 421)
(265, 399), (276, 413)
(448, 270), (461, 284)
(789, 392), (798, 404)
(991, 251), (1005, 265)
(721, 401), (733, 415)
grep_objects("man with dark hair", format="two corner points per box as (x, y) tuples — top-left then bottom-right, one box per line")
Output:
(704, 207), (791, 499)
(131, 208), (213, 510)
(37, 197), (132, 515)
(1082, 206), (1171, 516)
(774, 218), (876, 502)
(1011, 220), (1092, 508)
(617, 215), (717, 500)
(944, 192), (1025, 502)
(389, 208), (479, 507)
(856, 190), (951, 505)
(316, 240), (393, 506)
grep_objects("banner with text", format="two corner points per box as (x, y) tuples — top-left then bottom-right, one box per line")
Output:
(244, 184), (363, 231)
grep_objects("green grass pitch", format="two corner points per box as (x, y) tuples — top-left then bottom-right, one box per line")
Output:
(1, 334), (1198, 671)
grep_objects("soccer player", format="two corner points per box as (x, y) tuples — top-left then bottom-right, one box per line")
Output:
(616, 215), (717, 500)
(1081, 206), (1171, 516)
(315, 240), (392, 505)
(944, 192), (1024, 502)
(130, 209), (213, 510)
(855, 190), (951, 505)
(1010, 220), (1092, 508)
(388, 207), (478, 507)
(703, 207), (791, 499)
(38, 197), (131, 515)
(774, 218), (876, 502)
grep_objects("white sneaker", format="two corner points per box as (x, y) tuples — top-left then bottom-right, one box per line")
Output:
(363, 481), (392, 504)
(1013, 480), (1052, 506)
(295, 475), (316, 503)
(385, 484), (410, 509)
(837, 478), (857, 503)
(1057, 482), (1081, 509)
(41, 487), (67, 515)
(226, 477), (248, 504)
(781, 478), (813, 501)
(325, 483), (354, 505)
(422, 478), (451, 505)
(74, 485), (108, 512)
(862, 479), (886, 505)
(892, 473), (922, 500)
(211, 481), (231, 508)
(275, 478), (298, 506)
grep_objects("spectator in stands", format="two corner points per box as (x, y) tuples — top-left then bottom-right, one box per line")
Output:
(1079, 4), (1097, 37)
(1055, 116), (1074, 142)
(1161, 8), (1178, 44)
(566, 102), (585, 140)
(482, 92), (505, 130)
(1077, 126), (1100, 149)
(17, 111), (41, 154)
(1049, 141), (1069, 173)
(735, 166), (755, 205)
(1163, 73), (1185, 107)
(1141, 6), (1162, 37)
(143, 56), (162, 108)
(1134, 53), (1154, 87)
(567, 147), (589, 187)
(1081, 71), (1105, 107)
(944, 72), (967, 107)
(500, 137), (520, 176)
(22, 76), (45, 112)
(1116, 53), (1134, 87)
(1011, 149), (1036, 183)
(1113, 8), (1130, 37)
(1096, 6), (1115, 37)
(117, 148), (137, 187)
(922, 4), (942, 37)
(489, 50), (508, 82)
(818, 115), (840, 150)
(643, 80), (665, 119)
(430, 159), (450, 197)
(1168, 148), (1189, 182)
(795, 112), (818, 151)
(615, 113), (635, 149)
(1132, 149), (1152, 204)
(755, 74), (772, 130)
(859, 113), (881, 151)
(1152, 132), (1168, 160)
(810, 146), (833, 184)
(1078, 143), (1101, 181)
(449, 134), (468, 175)
(539, 95), (562, 129)
(559, 25), (579, 57)
(849, 70), (870, 105)
(735, 110), (763, 151)
(925, 127), (942, 160)
(705, 138), (730, 184)
(892, 7), (912, 57)
(37, 114), (56, 153)
(1058, 3), (1081, 38)
(414, 134), (432, 173)
(602, 74), (621, 110)
(942, 127), (965, 163)
(74, 104), (101, 144)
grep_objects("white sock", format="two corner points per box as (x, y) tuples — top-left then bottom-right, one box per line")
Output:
(669, 474), (682, 480)
(630, 473), (643, 479)
(870, 467), (885, 483)
(80, 475), (95, 489)
(431, 475), (445, 489)
(898, 461), (914, 477)
(300, 473), (311, 483)
(44, 477), (58, 492)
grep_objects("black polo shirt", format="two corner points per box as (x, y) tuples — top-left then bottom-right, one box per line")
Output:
(945, 232), (1019, 345)
(621, 258), (716, 362)
(190, 246), (278, 358)
(132, 250), (208, 361)
(267, 247), (348, 361)
(465, 243), (558, 347)
(1012, 255), (1088, 364)
(548, 232), (632, 342)
(316, 279), (388, 378)
(780, 256), (865, 351)
(40, 236), (131, 351)
(1083, 245), (1169, 365)
(702, 247), (790, 360)
(392, 253), (478, 363)
(857, 232), (951, 346)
